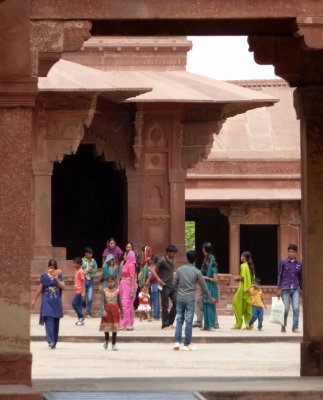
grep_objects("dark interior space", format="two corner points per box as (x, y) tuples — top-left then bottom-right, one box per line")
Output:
(52, 144), (127, 263)
(186, 207), (229, 273)
(240, 224), (278, 285)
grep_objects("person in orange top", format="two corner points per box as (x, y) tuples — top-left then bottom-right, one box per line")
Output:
(71, 257), (85, 326)
(246, 278), (266, 331)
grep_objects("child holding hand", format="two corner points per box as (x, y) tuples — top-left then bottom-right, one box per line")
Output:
(246, 278), (266, 331)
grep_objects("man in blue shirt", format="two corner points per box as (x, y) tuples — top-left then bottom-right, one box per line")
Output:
(277, 243), (302, 333)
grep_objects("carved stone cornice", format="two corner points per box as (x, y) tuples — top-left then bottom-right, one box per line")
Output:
(189, 160), (301, 175)
(31, 20), (92, 76)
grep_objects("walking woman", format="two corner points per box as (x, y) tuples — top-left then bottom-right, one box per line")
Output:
(31, 259), (65, 349)
(202, 253), (219, 331)
(119, 250), (138, 330)
(232, 250), (255, 329)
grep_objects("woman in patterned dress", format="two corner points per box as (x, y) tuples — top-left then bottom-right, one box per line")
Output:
(100, 276), (123, 351)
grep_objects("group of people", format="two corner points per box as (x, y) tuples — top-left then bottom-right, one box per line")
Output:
(31, 237), (302, 351)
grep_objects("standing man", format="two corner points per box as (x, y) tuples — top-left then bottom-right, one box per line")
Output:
(277, 243), (302, 333)
(173, 250), (216, 350)
(151, 244), (178, 329)
(82, 246), (98, 318)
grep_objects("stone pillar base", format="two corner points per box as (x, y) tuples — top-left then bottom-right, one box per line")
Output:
(301, 341), (323, 376)
(0, 353), (32, 385)
(0, 386), (42, 400)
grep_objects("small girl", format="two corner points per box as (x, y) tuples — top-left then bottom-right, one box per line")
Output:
(99, 276), (123, 351)
(138, 284), (152, 322)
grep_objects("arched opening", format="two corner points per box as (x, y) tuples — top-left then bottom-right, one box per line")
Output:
(52, 144), (127, 262)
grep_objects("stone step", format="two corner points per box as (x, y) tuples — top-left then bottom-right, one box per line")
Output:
(44, 392), (205, 400)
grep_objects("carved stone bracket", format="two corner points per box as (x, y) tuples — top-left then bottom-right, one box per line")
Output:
(248, 35), (323, 87)
(34, 93), (97, 162)
(181, 120), (223, 169)
(84, 108), (132, 170)
(31, 20), (92, 76)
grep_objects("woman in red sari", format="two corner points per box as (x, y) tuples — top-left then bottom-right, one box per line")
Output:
(119, 250), (137, 330)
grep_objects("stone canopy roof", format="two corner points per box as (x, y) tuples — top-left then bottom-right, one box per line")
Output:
(39, 59), (277, 113)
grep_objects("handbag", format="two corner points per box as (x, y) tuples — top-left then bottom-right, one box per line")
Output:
(269, 296), (285, 325)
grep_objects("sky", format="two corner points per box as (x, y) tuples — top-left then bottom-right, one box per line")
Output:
(187, 36), (278, 81)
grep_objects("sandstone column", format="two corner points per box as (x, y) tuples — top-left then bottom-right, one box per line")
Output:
(0, 0), (41, 393)
(126, 169), (144, 250)
(32, 161), (53, 269)
(169, 169), (187, 261)
(228, 207), (241, 276)
(295, 87), (323, 376)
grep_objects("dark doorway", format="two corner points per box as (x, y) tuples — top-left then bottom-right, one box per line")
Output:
(52, 144), (127, 262)
(240, 224), (278, 285)
(186, 208), (229, 273)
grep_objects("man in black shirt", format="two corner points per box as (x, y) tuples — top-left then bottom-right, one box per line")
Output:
(151, 244), (178, 329)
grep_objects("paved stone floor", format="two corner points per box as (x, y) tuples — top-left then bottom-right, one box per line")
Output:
(30, 313), (323, 399)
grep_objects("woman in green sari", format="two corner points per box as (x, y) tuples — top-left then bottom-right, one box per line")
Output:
(232, 251), (255, 329)
(202, 253), (219, 331)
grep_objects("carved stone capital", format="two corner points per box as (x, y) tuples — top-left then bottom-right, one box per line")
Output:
(31, 20), (91, 76)
(0, 77), (38, 107)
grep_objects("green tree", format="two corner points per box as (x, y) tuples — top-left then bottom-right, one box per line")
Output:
(185, 221), (195, 251)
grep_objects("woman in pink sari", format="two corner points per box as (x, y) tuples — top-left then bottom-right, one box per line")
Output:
(119, 250), (138, 330)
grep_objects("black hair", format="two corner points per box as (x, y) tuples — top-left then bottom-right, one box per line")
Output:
(149, 255), (159, 264)
(84, 246), (93, 254)
(166, 244), (178, 253)
(108, 237), (116, 244)
(254, 277), (261, 285)
(48, 259), (58, 269)
(241, 251), (255, 278)
(125, 242), (134, 250)
(107, 276), (116, 281)
(187, 250), (197, 264)
(73, 257), (82, 265)
(202, 242), (213, 254)
(288, 243), (298, 252)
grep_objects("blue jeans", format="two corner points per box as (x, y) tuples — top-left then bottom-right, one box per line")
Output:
(85, 278), (94, 316)
(249, 305), (264, 329)
(174, 300), (195, 346)
(72, 293), (84, 319)
(282, 288), (300, 330)
(150, 282), (160, 320)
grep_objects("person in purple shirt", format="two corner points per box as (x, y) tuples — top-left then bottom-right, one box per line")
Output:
(102, 237), (124, 266)
(277, 243), (302, 333)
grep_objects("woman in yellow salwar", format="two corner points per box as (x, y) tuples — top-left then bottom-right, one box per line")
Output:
(232, 251), (255, 329)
